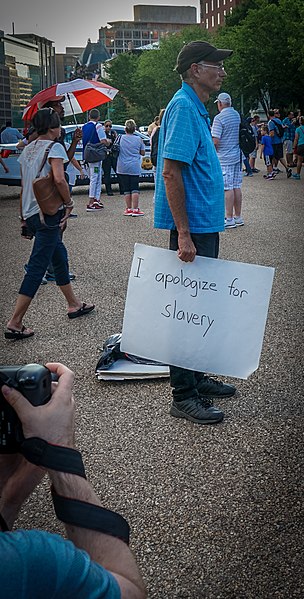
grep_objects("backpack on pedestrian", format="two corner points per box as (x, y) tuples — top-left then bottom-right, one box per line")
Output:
(239, 116), (256, 156)
(274, 121), (284, 138)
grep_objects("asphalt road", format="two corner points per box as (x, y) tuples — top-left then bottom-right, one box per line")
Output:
(0, 162), (303, 599)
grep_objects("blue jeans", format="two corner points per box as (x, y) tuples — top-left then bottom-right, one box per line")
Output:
(19, 211), (70, 298)
(243, 156), (253, 174)
(169, 230), (219, 402)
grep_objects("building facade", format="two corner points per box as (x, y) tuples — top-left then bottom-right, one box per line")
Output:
(56, 47), (84, 82)
(200, 0), (242, 31)
(0, 31), (56, 128)
(99, 4), (197, 56)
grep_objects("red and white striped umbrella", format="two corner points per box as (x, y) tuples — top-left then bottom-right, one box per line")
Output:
(22, 79), (118, 122)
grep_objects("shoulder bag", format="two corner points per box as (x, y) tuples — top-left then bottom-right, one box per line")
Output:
(84, 124), (108, 163)
(32, 142), (66, 216)
(110, 134), (121, 159)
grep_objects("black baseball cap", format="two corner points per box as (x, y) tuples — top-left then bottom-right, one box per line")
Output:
(175, 41), (233, 74)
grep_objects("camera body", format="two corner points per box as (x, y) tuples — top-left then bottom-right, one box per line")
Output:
(0, 364), (52, 453)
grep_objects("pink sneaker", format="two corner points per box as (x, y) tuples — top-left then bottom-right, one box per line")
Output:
(124, 208), (133, 216)
(132, 208), (144, 217)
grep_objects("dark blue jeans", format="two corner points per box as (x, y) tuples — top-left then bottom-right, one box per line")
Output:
(19, 211), (70, 298)
(169, 230), (219, 402)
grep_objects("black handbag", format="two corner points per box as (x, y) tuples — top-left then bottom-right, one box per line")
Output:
(110, 134), (121, 159)
(84, 124), (108, 163)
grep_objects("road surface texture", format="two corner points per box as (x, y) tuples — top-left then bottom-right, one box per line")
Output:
(0, 163), (303, 598)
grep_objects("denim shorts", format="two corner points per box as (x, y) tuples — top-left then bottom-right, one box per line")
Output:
(19, 210), (70, 298)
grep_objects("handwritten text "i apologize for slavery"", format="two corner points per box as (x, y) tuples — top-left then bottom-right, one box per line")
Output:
(134, 258), (249, 339)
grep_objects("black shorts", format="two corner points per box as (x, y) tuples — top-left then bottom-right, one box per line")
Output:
(272, 143), (284, 160)
(296, 144), (304, 157)
(264, 154), (272, 167)
(118, 174), (140, 194)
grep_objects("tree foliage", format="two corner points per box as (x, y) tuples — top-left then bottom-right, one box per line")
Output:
(102, 1), (303, 124)
(216, 0), (304, 114)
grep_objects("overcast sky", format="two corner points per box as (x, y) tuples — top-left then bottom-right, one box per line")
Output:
(2, 1), (200, 53)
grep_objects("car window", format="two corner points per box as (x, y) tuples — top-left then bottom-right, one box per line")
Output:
(64, 131), (74, 145)
(63, 124), (150, 147)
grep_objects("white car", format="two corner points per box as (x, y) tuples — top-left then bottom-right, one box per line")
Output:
(0, 124), (154, 186)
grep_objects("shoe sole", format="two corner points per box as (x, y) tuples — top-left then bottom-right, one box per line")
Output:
(235, 222), (244, 226)
(199, 389), (236, 399)
(224, 225), (237, 229)
(170, 405), (224, 424)
(132, 213), (144, 217)
(86, 208), (103, 212)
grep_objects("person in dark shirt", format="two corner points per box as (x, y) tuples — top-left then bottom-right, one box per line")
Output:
(102, 119), (121, 196)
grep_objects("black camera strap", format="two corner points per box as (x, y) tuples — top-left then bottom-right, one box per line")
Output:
(52, 487), (130, 545)
(20, 437), (86, 478)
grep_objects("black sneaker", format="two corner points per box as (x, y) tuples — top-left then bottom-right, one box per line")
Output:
(170, 397), (224, 424)
(197, 375), (236, 398)
(287, 168), (292, 178)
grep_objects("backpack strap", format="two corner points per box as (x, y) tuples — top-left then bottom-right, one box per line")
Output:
(35, 141), (56, 177)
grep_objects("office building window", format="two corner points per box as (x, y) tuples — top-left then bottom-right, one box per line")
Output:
(211, 0), (214, 10)
(205, 2), (208, 13)
(205, 17), (209, 29)
(217, 0), (220, 7)
(212, 15), (215, 27)
(218, 13), (221, 24)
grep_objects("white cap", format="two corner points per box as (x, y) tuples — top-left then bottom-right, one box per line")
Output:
(214, 92), (231, 104)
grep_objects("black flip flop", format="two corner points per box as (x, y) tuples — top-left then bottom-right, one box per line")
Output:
(68, 303), (95, 320)
(4, 326), (34, 340)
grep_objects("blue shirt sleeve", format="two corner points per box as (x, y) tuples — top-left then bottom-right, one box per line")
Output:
(0, 529), (121, 599)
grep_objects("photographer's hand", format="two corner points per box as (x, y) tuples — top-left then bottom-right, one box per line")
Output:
(1, 363), (75, 448)
(1, 364), (146, 597)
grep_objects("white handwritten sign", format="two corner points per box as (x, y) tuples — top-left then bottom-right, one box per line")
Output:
(121, 244), (275, 379)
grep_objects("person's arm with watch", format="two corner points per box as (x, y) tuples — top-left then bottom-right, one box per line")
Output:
(1, 363), (146, 599)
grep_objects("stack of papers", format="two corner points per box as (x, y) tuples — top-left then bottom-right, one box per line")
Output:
(96, 359), (169, 381)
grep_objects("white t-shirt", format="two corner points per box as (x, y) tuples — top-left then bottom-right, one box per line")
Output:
(211, 107), (241, 166)
(18, 139), (68, 219)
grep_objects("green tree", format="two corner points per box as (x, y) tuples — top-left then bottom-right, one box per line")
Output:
(103, 25), (212, 124)
(215, 0), (304, 114)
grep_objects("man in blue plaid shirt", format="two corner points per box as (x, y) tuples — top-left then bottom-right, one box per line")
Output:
(282, 111), (296, 167)
(154, 41), (238, 425)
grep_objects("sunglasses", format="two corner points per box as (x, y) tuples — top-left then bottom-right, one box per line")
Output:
(197, 62), (226, 72)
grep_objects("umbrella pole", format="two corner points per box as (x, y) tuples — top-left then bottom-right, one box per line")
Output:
(67, 93), (77, 124)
